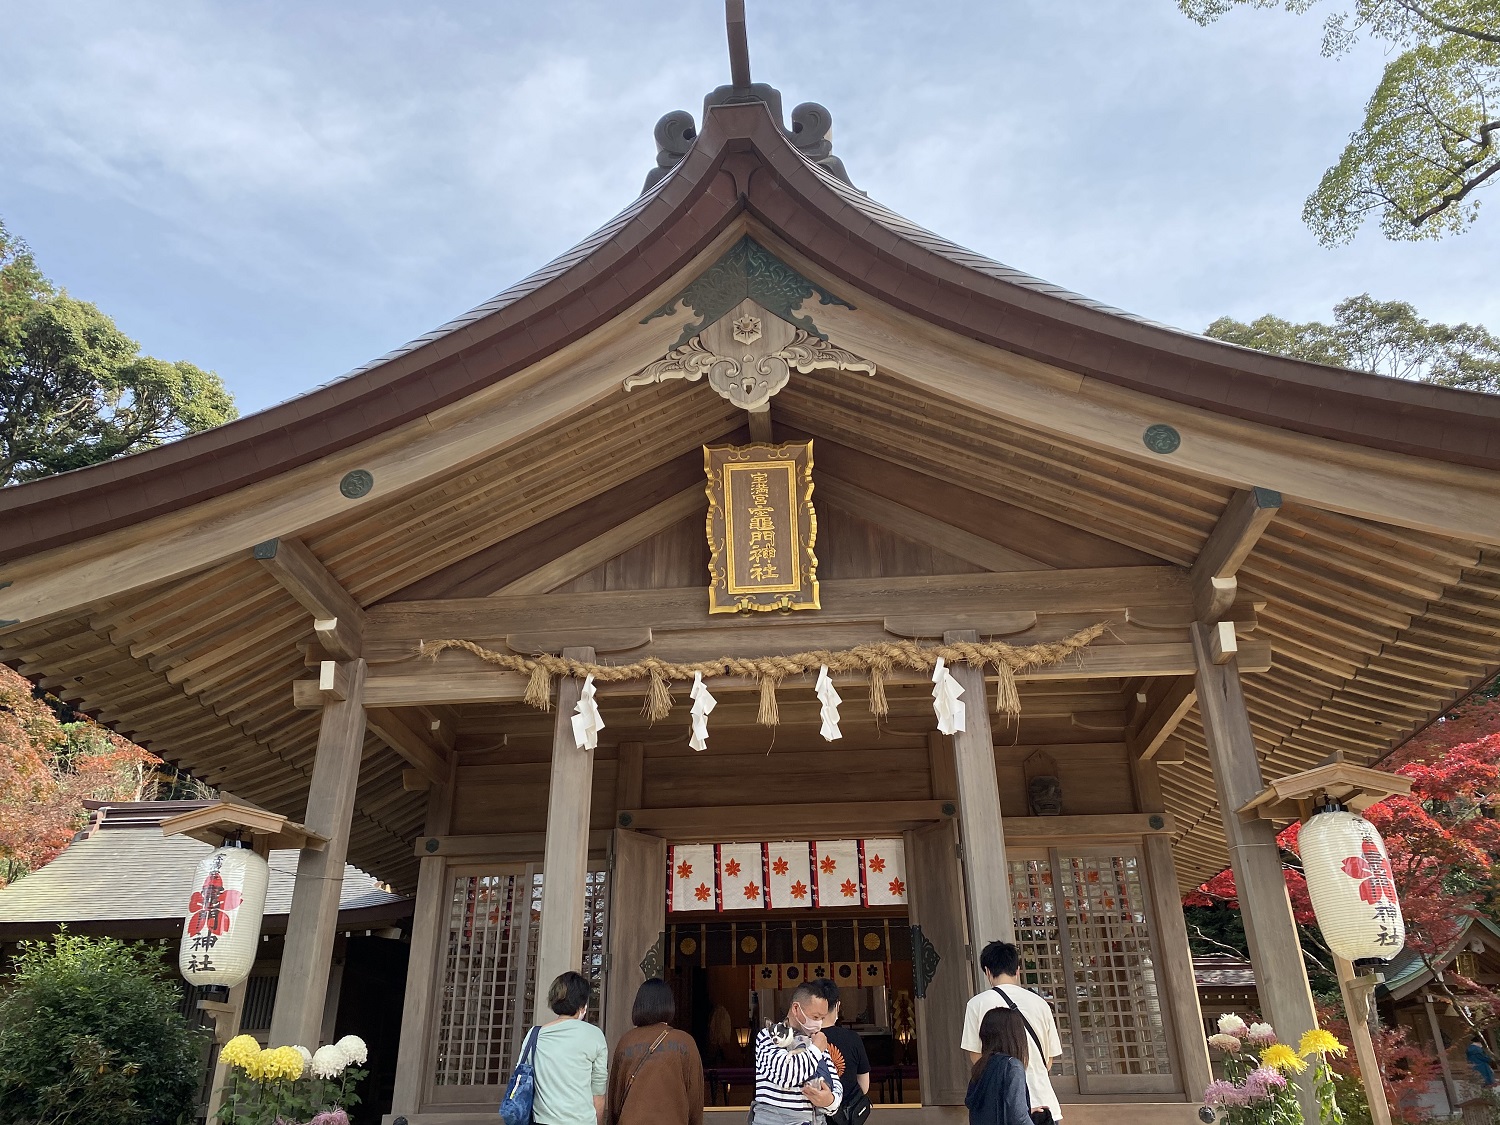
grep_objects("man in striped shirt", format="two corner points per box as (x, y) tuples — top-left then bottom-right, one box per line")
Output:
(752, 983), (843, 1124)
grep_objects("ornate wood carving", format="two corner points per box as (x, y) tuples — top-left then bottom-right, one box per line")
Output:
(628, 292), (875, 411)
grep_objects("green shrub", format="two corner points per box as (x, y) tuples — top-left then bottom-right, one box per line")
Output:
(0, 931), (205, 1125)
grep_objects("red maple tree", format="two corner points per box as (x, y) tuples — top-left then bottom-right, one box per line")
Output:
(0, 664), (159, 887)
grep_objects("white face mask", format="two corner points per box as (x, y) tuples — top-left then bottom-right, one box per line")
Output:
(792, 1004), (824, 1034)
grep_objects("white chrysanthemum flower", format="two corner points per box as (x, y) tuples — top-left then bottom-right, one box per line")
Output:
(1217, 1013), (1249, 1036)
(335, 1034), (368, 1065)
(311, 1044), (348, 1079)
(1246, 1021), (1277, 1046)
(294, 1045), (313, 1064)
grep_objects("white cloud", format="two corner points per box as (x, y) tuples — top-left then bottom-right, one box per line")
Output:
(0, 0), (1495, 413)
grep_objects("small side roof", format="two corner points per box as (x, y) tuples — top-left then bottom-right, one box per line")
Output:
(0, 802), (410, 938)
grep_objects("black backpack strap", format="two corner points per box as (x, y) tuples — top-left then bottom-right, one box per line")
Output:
(993, 986), (1045, 1061)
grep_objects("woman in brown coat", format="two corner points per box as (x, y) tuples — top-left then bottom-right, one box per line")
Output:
(606, 979), (704, 1125)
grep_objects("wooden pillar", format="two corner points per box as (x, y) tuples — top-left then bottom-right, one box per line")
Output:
(1424, 994), (1460, 1114)
(615, 741), (644, 812)
(945, 630), (1013, 987)
(535, 648), (597, 999)
(1336, 956), (1393, 1125)
(391, 755), (458, 1115)
(1193, 624), (1320, 1120)
(268, 659), (368, 1048)
(1134, 758), (1213, 1100)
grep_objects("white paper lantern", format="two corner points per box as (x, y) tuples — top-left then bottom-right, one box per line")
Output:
(178, 844), (270, 988)
(1299, 808), (1405, 962)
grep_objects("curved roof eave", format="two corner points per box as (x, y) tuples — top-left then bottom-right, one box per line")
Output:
(2, 99), (1497, 564)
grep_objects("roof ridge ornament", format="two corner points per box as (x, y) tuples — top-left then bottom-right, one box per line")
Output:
(641, 1), (854, 192)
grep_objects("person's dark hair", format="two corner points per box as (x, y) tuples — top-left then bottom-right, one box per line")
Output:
(979, 940), (1021, 979)
(970, 1006), (1029, 1085)
(789, 982), (823, 1011)
(547, 971), (593, 1017)
(632, 978), (676, 1027)
(810, 977), (842, 1009)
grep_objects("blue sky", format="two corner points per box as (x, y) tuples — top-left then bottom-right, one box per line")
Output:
(3, 1), (1497, 415)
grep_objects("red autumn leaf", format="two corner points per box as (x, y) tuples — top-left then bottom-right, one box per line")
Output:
(869, 854), (886, 873)
(724, 859), (742, 878)
(772, 856), (789, 876)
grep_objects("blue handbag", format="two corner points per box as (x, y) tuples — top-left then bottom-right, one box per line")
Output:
(500, 1026), (540, 1124)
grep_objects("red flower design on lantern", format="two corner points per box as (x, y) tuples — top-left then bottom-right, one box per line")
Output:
(1342, 838), (1398, 904)
(188, 871), (242, 936)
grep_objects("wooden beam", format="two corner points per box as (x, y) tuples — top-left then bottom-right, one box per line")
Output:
(617, 801), (954, 841)
(254, 537), (367, 658)
(997, 813), (1174, 841)
(365, 566), (1193, 661)
(817, 476), (1051, 572)
(350, 639), (1271, 707)
(1191, 488), (1281, 621)
(494, 485), (705, 597)
(364, 707), (449, 784)
(413, 831), (612, 860)
(1129, 676), (1197, 761)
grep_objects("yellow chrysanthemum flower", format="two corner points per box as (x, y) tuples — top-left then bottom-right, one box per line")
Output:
(1260, 1043), (1309, 1073)
(219, 1034), (261, 1071)
(1298, 1028), (1347, 1058)
(267, 1045), (306, 1080)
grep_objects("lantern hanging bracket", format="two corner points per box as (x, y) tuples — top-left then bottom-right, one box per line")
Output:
(1237, 752), (1412, 822)
(160, 800), (329, 853)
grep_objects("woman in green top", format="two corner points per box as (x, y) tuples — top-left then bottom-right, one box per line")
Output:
(533, 971), (609, 1125)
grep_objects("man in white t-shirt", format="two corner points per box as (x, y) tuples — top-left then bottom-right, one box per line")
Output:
(961, 940), (1063, 1122)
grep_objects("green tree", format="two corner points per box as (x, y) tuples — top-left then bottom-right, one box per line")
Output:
(0, 932), (205, 1125)
(0, 220), (237, 486)
(1206, 293), (1500, 392)
(1179, 1), (1500, 243)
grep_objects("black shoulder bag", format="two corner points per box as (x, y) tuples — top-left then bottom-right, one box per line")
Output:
(994, 987), (1055, 1125)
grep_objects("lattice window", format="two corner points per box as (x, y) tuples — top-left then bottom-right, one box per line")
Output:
(433, 872), (524, 1086)
(582, 869), (609, 1021)
(1007, 847), (1174, 1093)
(1057, 852), (1172, 1078)
(1007, 856), (1076, 1077)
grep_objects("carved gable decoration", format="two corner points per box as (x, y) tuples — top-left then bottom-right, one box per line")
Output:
(626, 238), (875, 411)
(704, 440), (819, 614)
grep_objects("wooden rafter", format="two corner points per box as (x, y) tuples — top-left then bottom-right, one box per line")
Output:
(254, 537), (366, 658)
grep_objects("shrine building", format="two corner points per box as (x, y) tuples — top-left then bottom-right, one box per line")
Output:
(2, 15), (1499, 1125)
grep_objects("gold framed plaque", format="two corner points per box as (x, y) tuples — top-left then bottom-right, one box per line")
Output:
(704, 440), (819, 613)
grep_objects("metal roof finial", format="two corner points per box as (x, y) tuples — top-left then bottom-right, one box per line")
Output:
(726, 0), (752, 90)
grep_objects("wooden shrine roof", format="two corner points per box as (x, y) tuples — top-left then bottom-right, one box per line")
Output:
(0, 96), (1497, 892)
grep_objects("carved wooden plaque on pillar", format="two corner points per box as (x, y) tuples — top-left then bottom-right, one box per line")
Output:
(704, 440), (819, 614)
